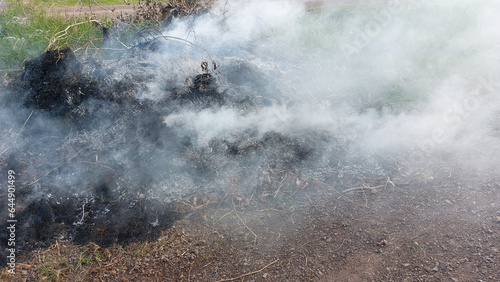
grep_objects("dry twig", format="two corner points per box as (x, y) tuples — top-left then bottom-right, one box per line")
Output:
(215, 259), (280, 282)
(273, 172), (287, 198)
(18, 110), (33, 135)
(235, 211), (257, 244)
(46, 20), (103, 51)
(343, 177), (396, 194)
(27, 147), (86, 186)
(342, 184), (384, 194)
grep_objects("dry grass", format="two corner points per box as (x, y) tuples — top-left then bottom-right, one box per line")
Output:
(122, 0), (214, 23)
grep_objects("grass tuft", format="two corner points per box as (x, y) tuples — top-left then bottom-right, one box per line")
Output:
(0, 0), (108, 77)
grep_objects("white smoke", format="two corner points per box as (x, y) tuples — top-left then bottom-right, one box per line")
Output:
(1, 0), (499, 262)
(139, 0), (499, 179)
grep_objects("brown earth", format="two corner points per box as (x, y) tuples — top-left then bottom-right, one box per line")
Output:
(46, 4), (137, 19)
(2, 168), (499, 281)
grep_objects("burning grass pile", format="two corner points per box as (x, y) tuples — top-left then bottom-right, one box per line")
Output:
(0, 33), (376, 266)
(0, 4), (398, 267)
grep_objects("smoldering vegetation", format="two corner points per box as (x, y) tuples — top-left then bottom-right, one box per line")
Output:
(1, 0), (499, 266)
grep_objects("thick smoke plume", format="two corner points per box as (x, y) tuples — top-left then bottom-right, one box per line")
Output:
(1, 0), (499, 265)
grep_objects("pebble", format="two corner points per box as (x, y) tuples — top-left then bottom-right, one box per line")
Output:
(444, 199), (452, 205)
(424, 266), (432, 272)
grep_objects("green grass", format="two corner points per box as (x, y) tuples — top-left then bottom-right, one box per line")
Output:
(35, 256), (63, 281)
(0, 0), (207, 77)
(79, 255), (93, 265)
(0, 0), (110, 76)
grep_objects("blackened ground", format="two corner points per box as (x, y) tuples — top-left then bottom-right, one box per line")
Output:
(17, 48), (95, 116)
(174, 73), (225, 106)
(0, 43), (353, 267)
(0, 178), (179, 265)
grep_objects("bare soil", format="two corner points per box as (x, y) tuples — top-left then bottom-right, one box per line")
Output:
(2, 169), (499, 281)
(46, 4), (137, 19)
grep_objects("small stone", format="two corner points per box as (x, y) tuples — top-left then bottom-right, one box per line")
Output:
(444, 199), (452, 205)
(451, 278), (458, 282)
(262, 273), (268, 279)
(424, 266), (432, 272)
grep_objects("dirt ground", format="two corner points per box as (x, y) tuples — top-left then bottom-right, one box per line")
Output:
(46, 4), (136, 19)
(2, 167), (499, 281)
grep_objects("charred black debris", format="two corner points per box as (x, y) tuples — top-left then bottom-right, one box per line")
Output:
(0, 31), (390, 266)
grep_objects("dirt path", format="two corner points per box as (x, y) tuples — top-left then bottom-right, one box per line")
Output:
(45, 0), (379, 19)
(46, 4), (136, 19)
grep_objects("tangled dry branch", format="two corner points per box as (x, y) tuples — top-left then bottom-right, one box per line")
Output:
(45, 19), (103, 52)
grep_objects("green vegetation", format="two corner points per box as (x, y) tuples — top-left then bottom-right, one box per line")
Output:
(0, 0), (108, 76)
(0, 0), (208, 77)
(36, 256), (64, 281)
(79, 255), (93, 265)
